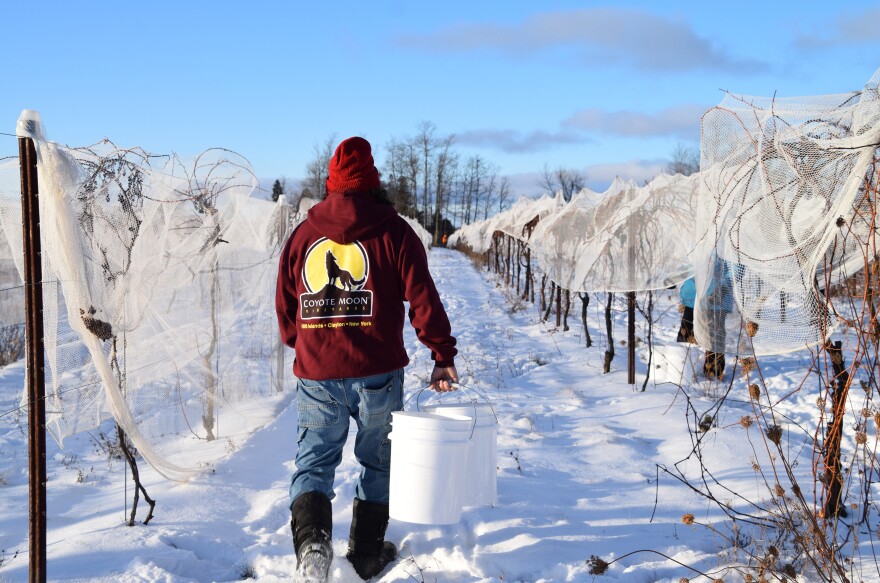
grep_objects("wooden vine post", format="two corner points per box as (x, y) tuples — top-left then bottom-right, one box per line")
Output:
(521, 215), (539, 303)
(627, 292), (636, 385)
(823, 340), (849, 518)
(626, 197), (637, 385)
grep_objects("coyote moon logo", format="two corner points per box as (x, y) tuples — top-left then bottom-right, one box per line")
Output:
(300, 238), (373, 320)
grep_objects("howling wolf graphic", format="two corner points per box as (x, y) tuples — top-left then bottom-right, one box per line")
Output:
(325, 250), (365, 290)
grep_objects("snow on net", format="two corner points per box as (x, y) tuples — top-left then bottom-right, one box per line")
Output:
(0, 120), (300, 480)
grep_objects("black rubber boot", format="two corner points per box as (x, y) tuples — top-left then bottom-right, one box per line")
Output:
(346, 498), (397, 580)
(676, 306), (695, 343)
(704, 351), (726, 380)
(291, 491), (333, 583)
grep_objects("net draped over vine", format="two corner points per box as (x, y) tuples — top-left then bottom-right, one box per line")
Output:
(450, 173), (698, 293)
(530, 173), (699, 293)
(402, 215), (434, 248)
(449, 191), (567, 253)
(0, 117), (299, 480)
(453, 69), (880, 357)
(693, 74), (880, 355)
(0, 116), (435, 480)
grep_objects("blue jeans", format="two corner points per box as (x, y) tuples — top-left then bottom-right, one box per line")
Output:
(290, 368), (404, 507)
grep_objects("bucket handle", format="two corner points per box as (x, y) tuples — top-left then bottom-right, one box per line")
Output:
(404, 383), (498, 438)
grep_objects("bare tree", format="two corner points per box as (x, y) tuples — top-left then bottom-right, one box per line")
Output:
(539, 165), (555, 197)
(481, 165), (499, 221)
(403, 141), (421, 218)
(383, 137), (420, 218)
(667, 142), (700, 176)
(302, 133), (337, 199)
(432, 134), (458, 243)
(497, 176), (511, 213)
(461, 155), (493, 225)
(415, 121), (436, 227)
(384, 121), (506, 231)
(539, 164), (586, 201)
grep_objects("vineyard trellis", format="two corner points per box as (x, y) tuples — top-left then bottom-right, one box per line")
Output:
(3, 68), (880, 582)
(2, 111), (437, 582)
(1, 123), (438, 478)
(452, 69), (880, 581)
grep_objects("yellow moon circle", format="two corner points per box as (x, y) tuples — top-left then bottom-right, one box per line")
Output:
(302, 238), (368, 292)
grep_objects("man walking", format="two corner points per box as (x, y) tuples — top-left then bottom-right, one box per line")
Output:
(276, 136), (458, 581)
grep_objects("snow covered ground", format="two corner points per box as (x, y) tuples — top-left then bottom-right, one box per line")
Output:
(0, 248), (868, 582)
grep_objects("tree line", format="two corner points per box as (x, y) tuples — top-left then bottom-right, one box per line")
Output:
(292, 122), (514, 245)
(272, 123), (700, 246)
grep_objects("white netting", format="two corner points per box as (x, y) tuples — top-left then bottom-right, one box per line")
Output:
(693, 73), (880, 354)
(453, 70), (880, 357)
(401, 215), (433, 250)
(448, 191), (566, 253)
(492, 191), (567, 243)
(0, 158), (24, 353)
(445, 220), (487, 252)
(602, 176), (640, 197)
(0, 117), (300, 480)
(297, 195), (320, 215)
(529, 173), (699, 292)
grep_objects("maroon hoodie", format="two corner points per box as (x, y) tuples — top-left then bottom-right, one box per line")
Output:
(275, 191), (457, 380)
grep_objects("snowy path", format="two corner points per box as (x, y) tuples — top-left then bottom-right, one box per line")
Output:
(0, 247), (800, 582)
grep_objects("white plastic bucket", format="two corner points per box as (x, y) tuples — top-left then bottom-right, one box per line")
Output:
(423, 403), (497, 507)
(388, 411), (472, 524)
(650, 345), (691, 384)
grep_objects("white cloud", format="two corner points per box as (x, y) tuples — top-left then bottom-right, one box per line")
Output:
(794, 6), (880, 50)
(836, 6), (880, 42)
(502, 159), (666, 199)
(456, 128), (591, 153)
(397, 8), (768, 73)
(501, 171), (549, 198)
(581, 160), (666, 190)
(563, 104), (707, 139)
(455, 103), (705, 158)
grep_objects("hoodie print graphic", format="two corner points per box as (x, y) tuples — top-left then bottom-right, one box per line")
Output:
(299, 237), (373, 320)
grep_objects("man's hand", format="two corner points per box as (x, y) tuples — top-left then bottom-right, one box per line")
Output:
(429, 365), (459, 392)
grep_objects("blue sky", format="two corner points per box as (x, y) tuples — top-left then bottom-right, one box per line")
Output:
(3, 1), (880, 196)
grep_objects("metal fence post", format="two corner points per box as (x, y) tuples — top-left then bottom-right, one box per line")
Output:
(18, 114), (47, 583)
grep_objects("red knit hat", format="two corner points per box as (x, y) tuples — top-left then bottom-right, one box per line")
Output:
(325, 136), (381, 194)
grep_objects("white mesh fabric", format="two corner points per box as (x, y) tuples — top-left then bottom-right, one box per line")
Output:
(447, 219), (493, 253)
(0, 157), (26, 387)
(694, 76), (880, 355)
(450, 192), (567, 254)
(530, 173), (699, 292)
(600, 176), (640, 197)
(493, 191), (567, 243)
(401, 215), (433, 250)
(453, 70), (880, 357)
(0, 126), (298, 480)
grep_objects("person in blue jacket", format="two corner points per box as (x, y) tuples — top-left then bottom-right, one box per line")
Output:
(702, 257), (736, 380)
(677, 257), (735, 380)
(676, 277), (696, 343)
